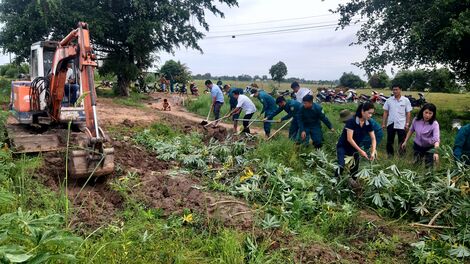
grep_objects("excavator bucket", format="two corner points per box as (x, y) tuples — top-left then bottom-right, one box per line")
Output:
(7, 123), (114, 179)
(68, 147), (115, 179)
(6, 124), (63, 153)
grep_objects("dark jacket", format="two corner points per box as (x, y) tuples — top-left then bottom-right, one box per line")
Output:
(454, 124), (470, 161)
(297, 103), (332, 132)
(268, 99), (302, 121)
(257, 90), (277, 115)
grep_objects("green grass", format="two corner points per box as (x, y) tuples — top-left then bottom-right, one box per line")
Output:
(194, 79), (470, 112)
(1, 76), (469, 263)
(112, 92), (150, 108)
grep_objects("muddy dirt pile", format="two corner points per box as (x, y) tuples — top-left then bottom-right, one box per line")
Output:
(36, 153), (123, 229)
(113, 140), (170, 173)
(67, 183), (123, 230)
(135, 172), (253, 229)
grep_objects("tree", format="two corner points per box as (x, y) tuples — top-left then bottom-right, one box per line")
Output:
(339, 72), (366, 89)
(428, 68), (459, 93)
(334, 1), (470, 83)
(368, 71), (390, 89)
(262, 75), (268, 81)
(0, 0), (238, 96)
(237, 74), (252, 82)
(409, 69), (429, 91)
(269, 61), (288, 86)
(160, 60), (191, 84)
(202, 73), (212, 80)
(391, 68), (460, 92)
(391, 70), (415, 90)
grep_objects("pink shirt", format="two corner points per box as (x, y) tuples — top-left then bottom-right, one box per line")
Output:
(410, 118), (440, 148)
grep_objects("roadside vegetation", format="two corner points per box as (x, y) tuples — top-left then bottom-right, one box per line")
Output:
(1, 77), (470, 262)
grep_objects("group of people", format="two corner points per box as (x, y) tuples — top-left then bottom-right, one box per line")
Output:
(204, 79), (470, 183)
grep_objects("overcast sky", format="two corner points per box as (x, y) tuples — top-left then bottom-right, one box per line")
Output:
(0, 0), (369, 81)
(159, 0), (368, 81)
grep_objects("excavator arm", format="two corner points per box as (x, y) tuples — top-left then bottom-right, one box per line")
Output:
(48, 22), (113, 178)
(49, 22), (100, 139)
(8, 22), (114, 179)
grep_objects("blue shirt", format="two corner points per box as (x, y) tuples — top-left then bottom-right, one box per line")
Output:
(361, 119), (383, 148)
(454, 124), (470, 161)
(268, 99), (302, 121)
(337, 117), (374, 153)
(211, 85), (224, 103)
(297, 103), (332, 132)
(228, 88), (244, 108)
(257, 90), (277, 115)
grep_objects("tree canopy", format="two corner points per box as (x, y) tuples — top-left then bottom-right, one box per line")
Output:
(334, 0), (470, 83)
(269, 61), (288, 86)
(392, 68), (459, 92)
(160, 60), (191, 84)
(339, 72), (365, 89)
(0, 0), (238, 95)
(368, 71), (390, 89)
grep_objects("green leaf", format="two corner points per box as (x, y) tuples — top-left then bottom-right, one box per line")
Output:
(449, 245), (470, 258)
(4, 253), (33, 263)
(371, 193), (383, 207)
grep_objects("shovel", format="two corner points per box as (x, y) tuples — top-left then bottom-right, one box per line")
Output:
(245, 113), (262, 130)
(267, 118), (292, 140)
(203, 115), (229, 128)
(200, 105), (212, 126)
(235, 119), (279, 123)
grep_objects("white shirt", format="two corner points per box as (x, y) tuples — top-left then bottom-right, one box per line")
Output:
(383, 96), (412, 129)
(295, 87), (313, 103)
(236, 94), (257, 115)
(65, 68), (74, 85)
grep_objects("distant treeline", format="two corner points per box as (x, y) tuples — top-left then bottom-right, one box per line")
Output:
(191, 73), (339, 86)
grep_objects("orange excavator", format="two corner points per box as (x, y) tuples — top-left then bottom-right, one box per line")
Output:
(7, 22), (114, 179)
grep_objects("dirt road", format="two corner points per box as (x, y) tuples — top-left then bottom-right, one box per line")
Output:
(96, 93), (264, 135)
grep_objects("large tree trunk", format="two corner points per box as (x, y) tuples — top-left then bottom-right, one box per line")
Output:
(117, 75), (130, 96)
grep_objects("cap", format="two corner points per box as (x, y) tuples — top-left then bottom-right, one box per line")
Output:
(290, 81), (300, 89)
(339, 109), (353, 122)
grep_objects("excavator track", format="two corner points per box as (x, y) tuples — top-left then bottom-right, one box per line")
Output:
(6, 120), (114, 179)
(6, 124), (63, 153)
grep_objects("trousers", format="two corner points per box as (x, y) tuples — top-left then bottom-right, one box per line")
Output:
(335, 146), (360, 179)
(386, 124), (406, 156)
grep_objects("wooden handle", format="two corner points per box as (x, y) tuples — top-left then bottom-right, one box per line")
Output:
(267, 118), (292, 140)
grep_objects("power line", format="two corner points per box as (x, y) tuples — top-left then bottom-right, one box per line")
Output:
(209, 14), (336, 28)
(205, 22), (363, 39)
(208, 20), (340, 34)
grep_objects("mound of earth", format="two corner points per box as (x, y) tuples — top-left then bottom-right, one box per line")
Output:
(135, 172), (253, 229)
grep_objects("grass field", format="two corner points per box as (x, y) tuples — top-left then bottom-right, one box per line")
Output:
(1, 77), (469, 263)
(192, 79), (470, 112)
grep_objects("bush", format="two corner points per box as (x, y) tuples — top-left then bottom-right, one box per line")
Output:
(144, 73), (156, 84)
(4, 68), (19, 79)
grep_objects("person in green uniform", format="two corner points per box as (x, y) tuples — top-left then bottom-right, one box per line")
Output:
(297, 95), (334, 148)
(250, 89), (277, 137)
(454, 123), (470, 165)
(267, 96), (302, 140)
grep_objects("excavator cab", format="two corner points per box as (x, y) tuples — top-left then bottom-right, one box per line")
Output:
(7, 23), (114, 179)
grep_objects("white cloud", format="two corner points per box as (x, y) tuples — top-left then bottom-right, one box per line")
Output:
(0, 0), (370, 80)
(159, 0), (368, 80)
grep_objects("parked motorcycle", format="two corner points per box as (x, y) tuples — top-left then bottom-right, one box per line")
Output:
(316, 90), (328, 103)
(406, 93), (427, 108)
(345, 90), (357, 103)
(333, 91), (347, 104)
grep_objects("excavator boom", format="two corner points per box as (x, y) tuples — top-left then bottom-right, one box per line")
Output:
(8, 22), (114, 179)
